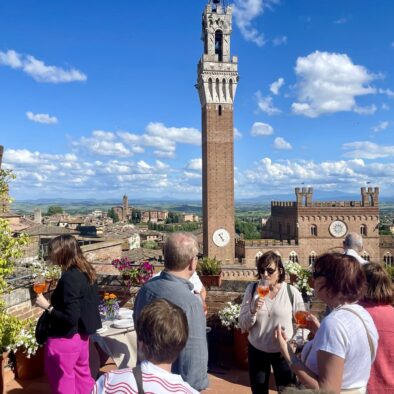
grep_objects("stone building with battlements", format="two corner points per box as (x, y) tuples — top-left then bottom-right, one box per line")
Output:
(236, 187), (380, 267)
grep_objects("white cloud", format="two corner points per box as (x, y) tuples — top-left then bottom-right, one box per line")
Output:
(273, 137), (292, 150)
(232, 0), (279, 46)
(234, 128), (242, 139)
(381, 103), (390, 110)
(272, 36), (287, 46)
(251, 122), (274, 136)
(270, 78), (285, 95)
(26, 111), (58, 124)
(145, 122), (201, 145)
(256, 91), (281, 115)
(0, 49), (87, 83)
(353, 105), (377, 115)
(342, 141), (394, 159)
(75, 136), (131, 156)
(379, 88), (394, 97)
(186, 158), (202, 171)
(291, 51), (377, 117)
(334, 17), (348, 24)
(372, 121), (389, 132)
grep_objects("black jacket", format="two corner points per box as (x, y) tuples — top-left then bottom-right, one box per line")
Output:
(49, 267), (101, 337)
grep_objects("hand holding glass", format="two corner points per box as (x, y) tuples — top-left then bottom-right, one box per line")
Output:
(33, 276), (47, 294)
(294, 302), (310, 328)
(257, 279), (270, 298)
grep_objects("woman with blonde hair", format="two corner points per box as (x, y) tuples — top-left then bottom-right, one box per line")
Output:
(361, 262), (394, 392)
(36, 234), (101, 394)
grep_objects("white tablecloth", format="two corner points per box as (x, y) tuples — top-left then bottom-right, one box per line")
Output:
(91, 320), (137, 369)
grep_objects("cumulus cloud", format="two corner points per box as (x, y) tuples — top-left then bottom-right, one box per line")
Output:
(272, 36), (287, 46)
(270, 78), (285, 95)
(232, 0), (279, 46)
(26, 111), (58, 124)
(333, 17), (348, 24)
(291, 51), (377, 118)
(342, 141), (394, 159)
(0, 49), (87, 83)
(256, 91), (281, 115)
(372, 121), (389, 132)
(234, 128), (242, 139)
(238, 156), (394, 197)
(273, 137), (292, 150)
(251, 122), (274, 136)
(186, 158), (202, 171)
(379, 88), (394, 97)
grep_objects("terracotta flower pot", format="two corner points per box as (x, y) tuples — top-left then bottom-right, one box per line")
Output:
(234, 328), (249, 370)
(15, 347), (45, 380)
(199, 274), (222, 288)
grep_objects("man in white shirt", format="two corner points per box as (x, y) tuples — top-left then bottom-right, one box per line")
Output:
(343, 232), (368, 265)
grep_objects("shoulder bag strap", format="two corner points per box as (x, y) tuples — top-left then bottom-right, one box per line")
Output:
(286, 283), (294, 307)
(250, 282), (258, 303)
(132, 364), (145, 394)
(340, 307), (375, 360)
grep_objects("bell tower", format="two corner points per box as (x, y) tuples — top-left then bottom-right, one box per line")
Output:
(197, 0), (239, 263)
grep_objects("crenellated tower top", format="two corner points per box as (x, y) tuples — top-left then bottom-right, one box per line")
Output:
(196, 0), (239, 106)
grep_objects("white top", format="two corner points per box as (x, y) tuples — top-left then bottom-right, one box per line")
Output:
(239, 282), (304, 353)
(344, 249), (368, 265)
(92, 360), (199, 394)
(152, 271), (203, 294)
(301, 303), (378, 390)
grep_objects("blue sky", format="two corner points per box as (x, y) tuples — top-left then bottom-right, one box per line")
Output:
(1, 0), (393, 200)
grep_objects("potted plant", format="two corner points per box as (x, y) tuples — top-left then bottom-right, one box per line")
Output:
(0, 309), (23, 393)
(10, 319), (44, 380)
(296, 267), (313, 301)
(196, 257), (222, 287)
(284, 260), (302, 284)
(218, 302), (248, 369)
(111, 258), (154, 291)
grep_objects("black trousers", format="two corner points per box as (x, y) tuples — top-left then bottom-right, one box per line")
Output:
(248, 342), (296, 394)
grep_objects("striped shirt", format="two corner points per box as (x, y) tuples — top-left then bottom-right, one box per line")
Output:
(92, 360), (199, 394)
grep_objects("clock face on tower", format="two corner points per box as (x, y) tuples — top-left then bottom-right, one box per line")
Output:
(213, 228), (230, 247)
(329, 220), (347, 238)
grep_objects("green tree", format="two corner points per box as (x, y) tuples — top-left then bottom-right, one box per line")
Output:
(165, 211), (180, 224)
(107, 208), (119, 223)
(235, 219), (261, 240)
(141, 240), (158, 249)
(130, 209), (141, 224)
(47, 205), (64, 216)
(0, 169), (29, 292)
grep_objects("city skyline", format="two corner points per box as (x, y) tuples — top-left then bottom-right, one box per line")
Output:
(1, 0), (394, 200)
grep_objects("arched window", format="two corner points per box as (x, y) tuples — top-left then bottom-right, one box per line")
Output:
(208, 78), (213, 100)
(229, 79), (233, 100)
(310, 224), (317, 236)
(215, 78), (220, 100)
(362, 251), (370, 262)
(384, 253), (394, 266)
(215, 30), (223, 61)
(309, 251), (317, 266)
(360, 224), (367, 236)
(289, 251), (298, 263)
(222, 78), (226, 100)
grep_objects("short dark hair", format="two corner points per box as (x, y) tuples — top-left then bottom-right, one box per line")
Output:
(256, 251), (286, 283)
(314, 253), (366, 303)
(136, 298), (188, 364)
(363, 262), (394, 305)
(163, 232), (198, 271)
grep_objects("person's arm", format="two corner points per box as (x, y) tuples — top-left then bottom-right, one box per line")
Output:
(238, 284), (263, 332)
(274, 325), (344, 392)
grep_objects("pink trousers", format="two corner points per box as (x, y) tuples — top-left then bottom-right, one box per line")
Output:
(45, 333), (94, 394)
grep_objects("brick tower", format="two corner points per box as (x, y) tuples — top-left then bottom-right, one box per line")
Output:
(197, 0), (239, 264)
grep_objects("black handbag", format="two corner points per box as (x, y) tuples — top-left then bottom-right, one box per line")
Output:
(35, 310), (51, 345)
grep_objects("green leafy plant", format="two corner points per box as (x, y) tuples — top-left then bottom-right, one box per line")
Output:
(0, 308), (24, 352)
(197, 257), (222, 276)
(384, 265), (394, 282)
(9, 319), (41, 358)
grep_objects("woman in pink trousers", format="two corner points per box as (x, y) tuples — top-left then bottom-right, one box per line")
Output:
(36, 235), (102, 394)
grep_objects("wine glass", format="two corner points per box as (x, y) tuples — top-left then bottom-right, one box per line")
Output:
(257, 279), (270, 298)
(33, 276), (47, 294)
(293, 302), (310, 348)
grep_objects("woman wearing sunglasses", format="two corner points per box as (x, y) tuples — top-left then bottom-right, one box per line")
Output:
(239, 251), (304, 394)
(274, 253), (378, 394)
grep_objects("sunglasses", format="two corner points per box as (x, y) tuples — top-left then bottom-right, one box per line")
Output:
(312, 271), (327, 280)
(260, 267), (277, 275)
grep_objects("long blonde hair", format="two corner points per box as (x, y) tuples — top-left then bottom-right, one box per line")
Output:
(48, 235), (96, 284)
